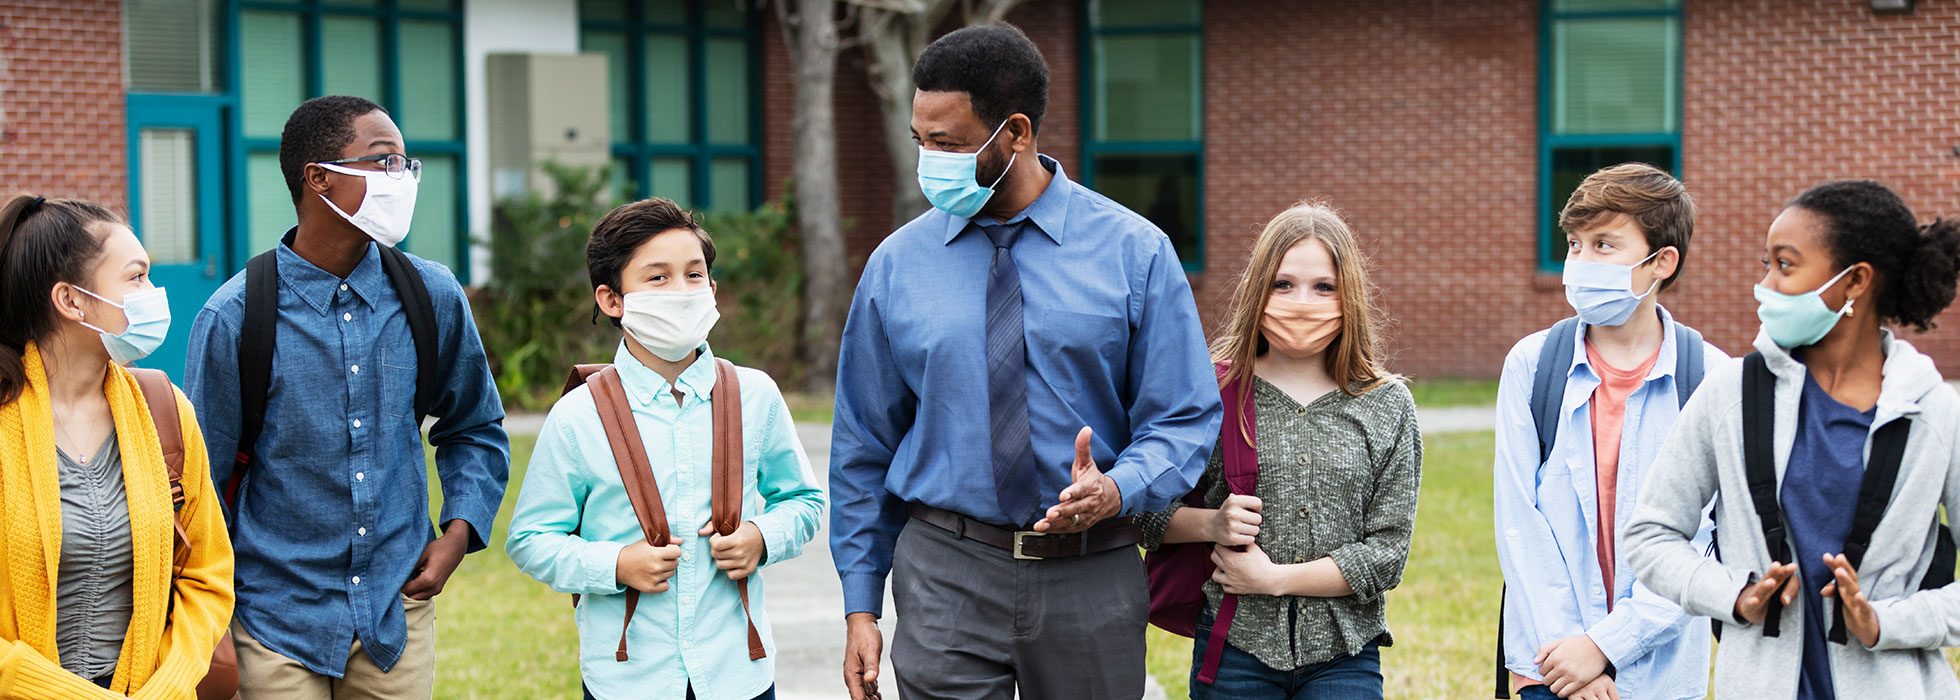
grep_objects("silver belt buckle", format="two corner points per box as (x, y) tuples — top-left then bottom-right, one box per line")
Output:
(1012, 531), (1043, 560)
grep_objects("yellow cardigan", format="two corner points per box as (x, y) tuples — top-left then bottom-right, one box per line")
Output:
(0, 342), (234, 699)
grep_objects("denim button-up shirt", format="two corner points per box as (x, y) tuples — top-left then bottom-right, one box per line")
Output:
(185, 238), (510, 676)
(829, 155), (1223, 617)
(504, 343), (825, 700)
(1493, 308), (1724, 700)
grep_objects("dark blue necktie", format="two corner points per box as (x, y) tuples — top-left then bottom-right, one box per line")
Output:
(982, 220), (1040, 527)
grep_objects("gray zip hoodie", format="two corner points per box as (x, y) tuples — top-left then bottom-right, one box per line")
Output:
(1626, 329), (1960, 700)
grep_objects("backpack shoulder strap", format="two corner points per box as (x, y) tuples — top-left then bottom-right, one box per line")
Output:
(710, 358), (766, 661)
(231, 247), (281, 507)
(129, 367), (193, 564)
(1741, 351), (1788, 637)
(376, 245), (439, 422)
(583, 365), (667, 662)
(1531, 318), (1583, 465)
(1218, 366), (1258, 497)
(1830, 416), (1913, 643)
(1673, 322), (1706, 407)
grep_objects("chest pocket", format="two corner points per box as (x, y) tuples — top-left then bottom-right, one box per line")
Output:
(379, 322), (419, 419)
(1033, 309), (1129, 391)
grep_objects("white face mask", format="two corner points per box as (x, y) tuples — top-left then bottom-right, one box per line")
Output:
(317, 161), (419, 248)
(620, 288), (719, 363)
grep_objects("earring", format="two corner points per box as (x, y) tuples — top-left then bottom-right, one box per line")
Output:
(1845, 298), (1856, 318)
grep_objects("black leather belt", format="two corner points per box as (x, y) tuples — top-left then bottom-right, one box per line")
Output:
(908, 503), (1140, 560)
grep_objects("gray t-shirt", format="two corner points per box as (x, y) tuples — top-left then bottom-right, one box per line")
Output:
(55, 431), (134, 681)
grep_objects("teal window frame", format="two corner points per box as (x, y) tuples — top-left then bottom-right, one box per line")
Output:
(1079, 0), (1205, 272)
(578, 0), (764, 211)
(229, 0), (470, 281)
(1538, 0), (1684, 272)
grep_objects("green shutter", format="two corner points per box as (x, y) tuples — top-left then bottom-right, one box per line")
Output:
(240, 11), (304, 138)
(321, 16), (383, 102)
(643, 34), (691, 143)
(1094, 34), (1199, 142)
(1552, 17), (1679, 134)
(705, 38), (749, 145)
(398, 20), (459, 141)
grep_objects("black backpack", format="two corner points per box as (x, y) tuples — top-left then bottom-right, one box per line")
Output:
(1730, 351), (1955, 642)
(1494, 317), (1705, 698)
(221, 229), (439, 507)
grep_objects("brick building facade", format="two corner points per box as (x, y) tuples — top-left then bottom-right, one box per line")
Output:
(0, 0), (126, 208)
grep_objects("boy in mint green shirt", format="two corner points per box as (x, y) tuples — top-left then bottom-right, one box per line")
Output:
(505, 198), (825, 700)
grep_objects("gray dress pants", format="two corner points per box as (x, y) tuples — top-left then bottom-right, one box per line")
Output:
(890, 517), (1148, 700)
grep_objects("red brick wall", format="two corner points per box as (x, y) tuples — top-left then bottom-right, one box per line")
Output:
(1681, 0), (1960, 372)
(0, 1), (125, 208)
(762, 0), (1079, 273)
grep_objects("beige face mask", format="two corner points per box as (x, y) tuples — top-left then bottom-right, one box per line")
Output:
(1261, 296), (1342, 359)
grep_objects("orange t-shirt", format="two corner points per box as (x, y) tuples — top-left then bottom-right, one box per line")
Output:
(1584, 338), (1660, 611)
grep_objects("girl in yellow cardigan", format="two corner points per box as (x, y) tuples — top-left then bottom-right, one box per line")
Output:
(0, 195), (233, 698)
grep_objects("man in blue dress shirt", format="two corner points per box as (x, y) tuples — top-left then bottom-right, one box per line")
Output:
(185, 95), (510, 700)
(830, 23), (1222, 700)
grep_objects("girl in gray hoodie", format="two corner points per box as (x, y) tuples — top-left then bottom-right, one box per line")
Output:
(1626, 179), (1960, 700)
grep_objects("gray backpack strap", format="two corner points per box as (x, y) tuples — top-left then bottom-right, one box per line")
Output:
(1530, 318), (1584, 465)
(1673, 321), (1705, 407)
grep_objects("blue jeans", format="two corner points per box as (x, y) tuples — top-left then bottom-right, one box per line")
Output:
(582, 684), (775, 700)
(1187, 612), (1383, 700)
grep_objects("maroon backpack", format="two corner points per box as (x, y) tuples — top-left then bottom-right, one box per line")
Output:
(1145, 361), (1257, 684)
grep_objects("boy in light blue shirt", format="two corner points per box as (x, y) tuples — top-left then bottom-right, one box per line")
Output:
(505, 198), (825, 700)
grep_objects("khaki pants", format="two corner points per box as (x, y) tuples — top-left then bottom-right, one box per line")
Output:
(233, 595), (437, 700)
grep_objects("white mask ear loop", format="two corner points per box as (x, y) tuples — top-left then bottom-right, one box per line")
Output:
(1631, 247), (1668, 300)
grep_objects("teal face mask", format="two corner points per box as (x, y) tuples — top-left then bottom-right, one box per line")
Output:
(916, 119), (1016, 219)
(1754, 265), (1854, 348)
(75, 285), (172, 365)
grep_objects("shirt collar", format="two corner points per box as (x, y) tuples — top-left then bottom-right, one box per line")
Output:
(273, 227), (388, 315)
(611, 339), (719, 404)
(1572, 305), (1682, 383)
(940, 154), (1072, 246)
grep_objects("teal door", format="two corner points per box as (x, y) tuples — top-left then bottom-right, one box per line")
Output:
(126, 95), (230, 380)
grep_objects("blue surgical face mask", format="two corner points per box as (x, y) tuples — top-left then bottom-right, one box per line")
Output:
(74, 285), (171, 365)
(1562, 249), (1663, 327)
(916, 119), (1016, 219)
(1755, 265), (1855, 348)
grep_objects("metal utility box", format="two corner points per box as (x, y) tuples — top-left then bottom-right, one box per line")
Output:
(485, 52), (611, 200)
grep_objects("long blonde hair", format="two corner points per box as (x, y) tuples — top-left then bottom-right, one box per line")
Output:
(1212, 201), (1398, 440)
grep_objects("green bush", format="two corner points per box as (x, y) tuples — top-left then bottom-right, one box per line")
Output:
(474, 162), (803, 410)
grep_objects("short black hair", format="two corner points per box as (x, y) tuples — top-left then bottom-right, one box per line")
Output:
(1790, 180), (1960, 332)
(586, 198), (717, 327)
(279, 95), (387, 204)
(913, 22), (1049, 134)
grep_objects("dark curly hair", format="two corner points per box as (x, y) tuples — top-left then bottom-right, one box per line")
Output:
(913, 22), (1049, 135)
(1789, 179), (1960, 332)
(279, 95), (387, 204)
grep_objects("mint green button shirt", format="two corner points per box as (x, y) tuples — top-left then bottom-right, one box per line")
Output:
(505, 343), (826, 700)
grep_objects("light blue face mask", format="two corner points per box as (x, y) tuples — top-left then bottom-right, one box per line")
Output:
(916, 119), (1016, 219)
(1755, 265), (1855, 348)
(1562, 249), (1663, 327)
(75, 285), (171, 365)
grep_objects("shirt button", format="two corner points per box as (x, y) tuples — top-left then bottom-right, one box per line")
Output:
(356, 472), (366, 482)
(1298, 506), (1310, 519)
(1293, 556), (1307, 564)
(352, 576), (361, 585)
(343, 313), (352, 322)
(358, 527), (367, 536)
(1296, 406), (1307, 416)
(350, 364), (360, 374)
(340, 283), (349, 291)
(1295, 455), (1309, 466)
(352, 419), (362, 429)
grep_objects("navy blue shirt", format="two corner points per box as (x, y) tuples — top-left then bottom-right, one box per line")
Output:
(185, 237), (510, 675)
(1782, 371), (1875, 700)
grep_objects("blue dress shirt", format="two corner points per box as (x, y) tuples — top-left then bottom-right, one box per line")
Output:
(185, 236), (510, 676)
(829, 155), (1222, 617)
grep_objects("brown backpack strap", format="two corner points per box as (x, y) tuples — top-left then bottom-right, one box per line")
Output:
(711, 359), (765, 661)
(586, 366), (671, 662)
(130, 368), (192, 566)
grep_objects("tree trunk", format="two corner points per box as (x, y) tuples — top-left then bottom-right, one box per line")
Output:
(784, 0), (847, 393)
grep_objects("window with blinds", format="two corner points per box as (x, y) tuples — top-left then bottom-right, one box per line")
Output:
(138, 128), (201, 264)
(124, 0), (219, 93)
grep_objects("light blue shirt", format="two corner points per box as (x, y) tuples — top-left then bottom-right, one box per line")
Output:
(1493, 308), (1725, 700)
(505, 343), (826, 700)
(829, 155), (1222, 617)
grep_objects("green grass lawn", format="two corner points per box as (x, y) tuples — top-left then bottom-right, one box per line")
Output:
(1406, 378), (1501, 408)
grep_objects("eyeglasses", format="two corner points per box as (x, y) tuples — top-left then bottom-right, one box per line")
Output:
(319, 153), (422, 181)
